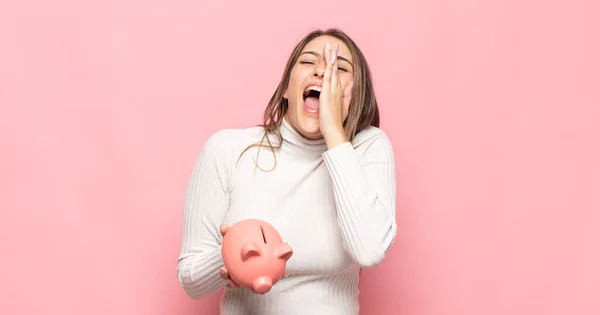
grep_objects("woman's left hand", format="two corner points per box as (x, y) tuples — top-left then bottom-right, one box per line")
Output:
(319, 42), (353, 147)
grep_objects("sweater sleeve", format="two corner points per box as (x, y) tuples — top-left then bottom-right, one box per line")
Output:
(321, 130), (397, 268)
(177, 130), (231, 299)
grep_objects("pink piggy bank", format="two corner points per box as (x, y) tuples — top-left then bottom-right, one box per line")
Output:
(219, 219), (293, 294)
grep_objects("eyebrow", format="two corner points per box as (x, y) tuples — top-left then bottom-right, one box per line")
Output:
(300, 51), (353, 69)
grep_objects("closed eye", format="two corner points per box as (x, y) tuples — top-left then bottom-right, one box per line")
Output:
(301, 60), (349, 72)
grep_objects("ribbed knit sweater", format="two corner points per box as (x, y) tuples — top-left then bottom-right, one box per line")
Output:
(177, 119), (397, 315)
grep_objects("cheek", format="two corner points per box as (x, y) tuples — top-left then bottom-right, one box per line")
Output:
(342, 72), (353, 85)
(343, 74), (354, 102)
(286, 70), (307, 103)
(343, 74), (353, 118)
(285, 77), (299, 98)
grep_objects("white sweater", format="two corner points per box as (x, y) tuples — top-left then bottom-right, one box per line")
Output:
(177, 119), (397, 315)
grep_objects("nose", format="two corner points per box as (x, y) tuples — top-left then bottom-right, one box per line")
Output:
(313, 61), (325, 78)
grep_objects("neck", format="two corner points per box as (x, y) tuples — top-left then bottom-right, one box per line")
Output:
(279, 117), (328, 152)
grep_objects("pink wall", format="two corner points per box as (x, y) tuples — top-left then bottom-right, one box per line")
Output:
(1, 0), (599, 314)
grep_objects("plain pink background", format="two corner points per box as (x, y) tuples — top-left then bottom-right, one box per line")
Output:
(1, 0), (599, 314)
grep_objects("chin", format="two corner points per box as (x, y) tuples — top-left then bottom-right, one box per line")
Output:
(297, 113), (322, 139)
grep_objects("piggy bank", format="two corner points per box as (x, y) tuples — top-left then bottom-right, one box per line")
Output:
(219, 219), (293, 294)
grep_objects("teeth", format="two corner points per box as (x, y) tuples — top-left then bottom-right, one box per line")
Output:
(304, 85), (321, 93)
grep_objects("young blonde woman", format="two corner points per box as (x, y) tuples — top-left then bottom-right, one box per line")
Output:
(177, 28), (397, 315)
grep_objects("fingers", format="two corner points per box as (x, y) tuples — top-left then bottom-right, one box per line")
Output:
(323, 42), (341, 93)
(323, 42), (333, 88)
(330, 44), (340, 90)
(220, 267), (230, 280)
(219, 224), (229, 236)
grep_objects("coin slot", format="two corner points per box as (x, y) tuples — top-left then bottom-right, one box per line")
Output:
(260, 225), (267, 244)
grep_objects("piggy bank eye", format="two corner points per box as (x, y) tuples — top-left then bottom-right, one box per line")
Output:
(260, 226), (267, 244)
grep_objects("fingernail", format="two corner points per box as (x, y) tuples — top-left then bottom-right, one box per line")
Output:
(326, 41), (331, 50)
(330, 44), (339, 64)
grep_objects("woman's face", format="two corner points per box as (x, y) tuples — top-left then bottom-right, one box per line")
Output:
(283, 35), (354, 140)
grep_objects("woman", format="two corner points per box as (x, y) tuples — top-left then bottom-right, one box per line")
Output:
(177, 28), (397, 315)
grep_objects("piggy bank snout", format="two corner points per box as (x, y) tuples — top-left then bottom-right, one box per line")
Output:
(252, 276), (273, 294)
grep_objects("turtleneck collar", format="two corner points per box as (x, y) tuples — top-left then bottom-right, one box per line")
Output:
(279, 117), (328, 152)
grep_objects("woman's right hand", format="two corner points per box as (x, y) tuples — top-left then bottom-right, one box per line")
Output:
(220, 267), (240, 288)
(219, 267), (230, 281)
(219, 224), (237, 287)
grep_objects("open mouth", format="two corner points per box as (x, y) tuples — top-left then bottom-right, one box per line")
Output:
(303, 85), (321, 113)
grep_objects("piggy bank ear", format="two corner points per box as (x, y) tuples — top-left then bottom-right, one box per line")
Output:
(219, 224), (229, 236)
(241, 242), (262, 261)
(276, 243), (293, 261)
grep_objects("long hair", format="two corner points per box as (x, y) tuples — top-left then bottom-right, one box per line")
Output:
(240, 28), (380, 171)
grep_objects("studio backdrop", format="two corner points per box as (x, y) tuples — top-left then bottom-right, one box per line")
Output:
(1, 0), (598, 314)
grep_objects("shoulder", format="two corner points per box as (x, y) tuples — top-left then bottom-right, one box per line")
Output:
(201, 125), (265, 157)
(350, 126), (395, 161)
(352, 126), (393, 149)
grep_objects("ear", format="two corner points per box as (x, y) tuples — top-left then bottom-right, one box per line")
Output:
(219, 224), (229, 236)
(276, 243), (293, 261)
(283, 88), (289, 100)
(241, 242), (262, 261)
